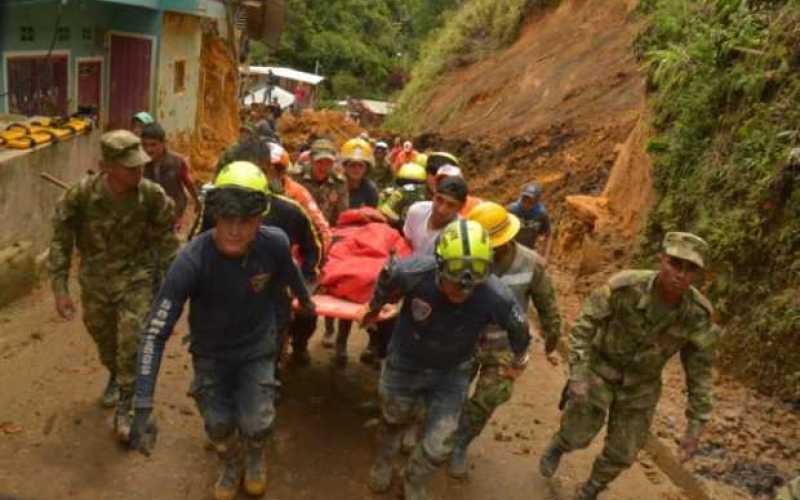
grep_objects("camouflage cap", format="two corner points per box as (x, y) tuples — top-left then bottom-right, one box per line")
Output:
(101, 130), (150, 167)
(310, 138), (337, 162)
(663, 232), (708, 269)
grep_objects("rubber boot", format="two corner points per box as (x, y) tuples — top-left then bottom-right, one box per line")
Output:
(322, 317), (335, 348)
(214, 438), (243, 500)
(334, 343), (348, 368)
(539, 440), (565, 478)
(243, 439), (267, 496)
(447, 442), (469, 480)
(403, 446), (438, 500)
(401, 423), (420, 455)
(368, 422), (402, 493)
(100, 372), (119, 408)
(575, 480), (605, 500)
(359, 344), (376, 366)
(113, 386), (133, 444)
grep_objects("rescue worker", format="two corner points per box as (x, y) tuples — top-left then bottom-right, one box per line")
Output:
(322, 137), (379, 363)
(507, 182), (552, 253)
(448, 201), (563, 478)
(434, 165), (483, 216)
(263, 141), (332, 250)
(539, 232), (720, 500)
(130, 111), (154, 137)
(378, 162), (429, 228)
(140, 122), (200, 230)
(403, 176), (468, 256)
(48, 130), (178, 442)
(370, 141), (394, 188)
(300, 137), (349, 225)
(424, 151), (460, 195)
(342, 137), (379, 209)
(359, 219), (532, 500)
(130, 162), (315, 500)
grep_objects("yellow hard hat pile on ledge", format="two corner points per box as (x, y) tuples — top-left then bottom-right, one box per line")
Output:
(0, 116), (93, 150)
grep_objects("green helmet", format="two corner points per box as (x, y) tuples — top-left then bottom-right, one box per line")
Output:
(435, 219), (493, 289)
(208, 161), (270, 216)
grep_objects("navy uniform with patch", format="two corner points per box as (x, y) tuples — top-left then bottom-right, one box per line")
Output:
(134, 226), (310, 446)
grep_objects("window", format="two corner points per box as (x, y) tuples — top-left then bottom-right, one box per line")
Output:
(174, 60), (186, 93)
(6, 55), (69, 116)
(20, 26), (34, 42)
(57, 26), (70, 42)
(82, 27), (93, 41)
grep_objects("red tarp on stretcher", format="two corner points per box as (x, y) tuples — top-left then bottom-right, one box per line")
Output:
(319, 207), (412, 304)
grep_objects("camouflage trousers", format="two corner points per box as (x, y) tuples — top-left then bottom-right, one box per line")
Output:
(452, 346), (515, 448)
(554, 371), (661, 488)
(776, 476), (800, 500)
(80, 280), (153, 391)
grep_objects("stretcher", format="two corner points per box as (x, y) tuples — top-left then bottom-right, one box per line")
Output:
(294, 294), (398, 322)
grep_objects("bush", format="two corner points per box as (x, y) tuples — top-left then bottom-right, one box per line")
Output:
(637, 0), (800, 398)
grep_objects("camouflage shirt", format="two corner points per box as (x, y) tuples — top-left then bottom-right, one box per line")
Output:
(378, 184), (428, 227)
(49, 174), (179, 296)
(300, 173), (349, 225)
(568, 270), (719, 431)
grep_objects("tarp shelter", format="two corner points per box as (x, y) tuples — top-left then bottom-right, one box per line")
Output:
(243, 85), (295, 109)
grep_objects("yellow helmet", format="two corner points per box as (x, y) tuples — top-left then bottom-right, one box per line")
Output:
(340, 137), (374, 166)
(435, 219), (493, 288)
(467, 201), (520, 248)
(396, 162), (427, 183)
(414, 153), (428, 168)
(210, 161), (270, 216)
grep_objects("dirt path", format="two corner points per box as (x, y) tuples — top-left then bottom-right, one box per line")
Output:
(0, 278), (685, 500)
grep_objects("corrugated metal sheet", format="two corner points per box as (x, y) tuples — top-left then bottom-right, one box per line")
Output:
(109, 34), (152, 130)
(243, 65), (324, 85)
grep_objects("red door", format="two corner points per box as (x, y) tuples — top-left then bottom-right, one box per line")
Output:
(77, 60), (102, 117)
(109, 34), (152, 130)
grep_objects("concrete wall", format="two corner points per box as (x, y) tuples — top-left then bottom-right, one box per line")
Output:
(0, 130), (100, 254)
(156, 11), (202, 139)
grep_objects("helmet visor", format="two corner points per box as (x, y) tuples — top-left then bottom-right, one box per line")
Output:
(439, 257), (491, 288)
(206, 187), (268, 217)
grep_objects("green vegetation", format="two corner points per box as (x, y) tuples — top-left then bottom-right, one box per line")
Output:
(637, 0), (800, 398)
(249, 0), (460, 100)
(386, 0), (558, 132)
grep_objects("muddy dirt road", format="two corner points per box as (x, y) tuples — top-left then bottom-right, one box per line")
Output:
(0, 275), (684, 500)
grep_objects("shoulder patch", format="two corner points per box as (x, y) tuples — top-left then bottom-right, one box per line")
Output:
(608, 270), (654, 290)
(689, 287), (715, 317)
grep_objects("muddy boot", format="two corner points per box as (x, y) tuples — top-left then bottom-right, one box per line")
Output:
(321, 319), (335, 349)
(334, 344), (348, 368)
(403, 446), (437, 500)
(368, 423), (402, 493)
(359, 344), (376, 366)
(575, 480), (605, 500)
(214, 438), (243, 500)
(539, 441), (565, 478)
(401, 424), (419, 455)
(113, 387), (133, 444)
(243, 440), (267, 496)
(100, 373), (120, 408)
(290, 346), (311, 366)
(447, 442), (469, 480)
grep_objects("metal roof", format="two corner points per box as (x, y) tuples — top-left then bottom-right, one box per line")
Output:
(242, 66), (325, 86)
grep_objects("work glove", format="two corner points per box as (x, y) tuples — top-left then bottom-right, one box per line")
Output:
(129, 408), (158, 457)
(297, 299), (316, 318)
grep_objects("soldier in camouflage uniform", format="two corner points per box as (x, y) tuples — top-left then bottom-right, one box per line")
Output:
(539, 232), (720, 500)
(299, 137), (349, 225)
(378, 162), (429, 229)
(49, 130), (179, 443)
(776, 476), (800, 500)
(448, 202), (562, 479)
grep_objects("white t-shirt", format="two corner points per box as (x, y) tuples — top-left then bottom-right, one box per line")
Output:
(403, 201), (445, 257)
